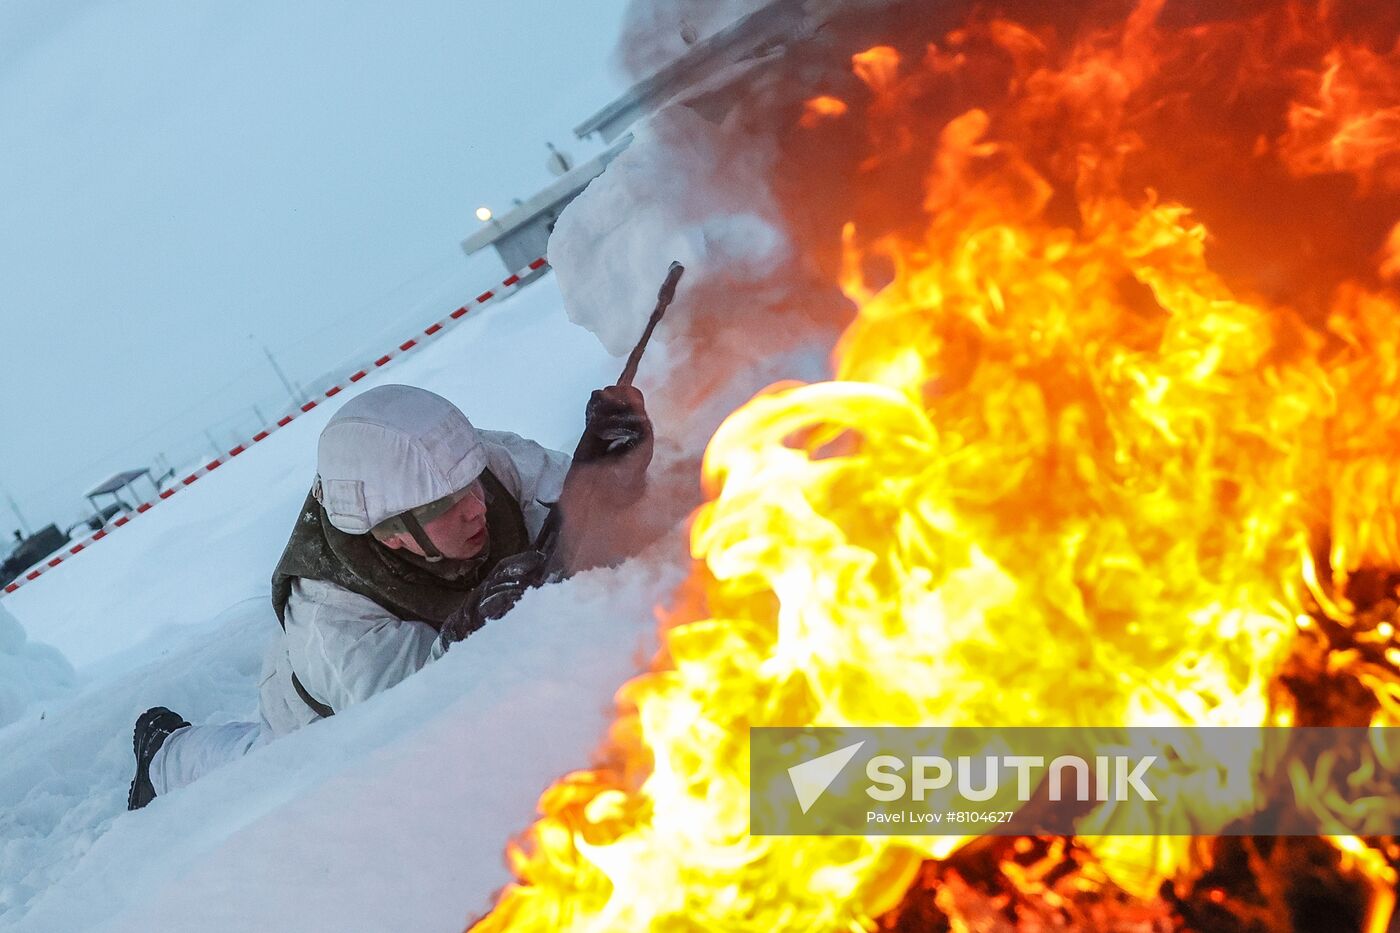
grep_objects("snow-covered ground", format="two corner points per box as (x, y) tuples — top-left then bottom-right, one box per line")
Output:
(0, 1), (845, 920)
(0, 603), (74, 733)
(0, 279), (687, 931)
(0, 100), (847, 925)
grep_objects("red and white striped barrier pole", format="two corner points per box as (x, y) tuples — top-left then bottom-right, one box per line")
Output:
(2, 257), (550, 597)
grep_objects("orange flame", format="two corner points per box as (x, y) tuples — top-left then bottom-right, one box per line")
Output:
(800, 95), (850, 128)
(1281, 45), (1400, 191)
(852, 46), (901, 97)
(473, 3), (1400, 929)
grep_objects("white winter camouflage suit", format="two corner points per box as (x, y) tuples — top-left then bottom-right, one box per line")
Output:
(150, 386), (570, 797)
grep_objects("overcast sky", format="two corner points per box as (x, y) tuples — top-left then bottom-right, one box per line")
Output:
(0, 0), (635, 538)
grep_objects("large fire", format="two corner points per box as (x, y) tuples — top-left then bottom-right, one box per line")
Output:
(474, 2), (1400, 930)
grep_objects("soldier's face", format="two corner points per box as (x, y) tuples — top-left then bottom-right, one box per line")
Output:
(375, 480), (490, 561)
(420, 483), (490, 560)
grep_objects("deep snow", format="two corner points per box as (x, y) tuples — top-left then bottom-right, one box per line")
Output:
(0, 602), (73, 732)
(0, 278), (684, 931)
(0, 19), (841, 922)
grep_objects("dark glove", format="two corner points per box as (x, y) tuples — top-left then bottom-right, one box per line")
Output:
(573, 385), (653, 464)
(438, 549), (548, 650)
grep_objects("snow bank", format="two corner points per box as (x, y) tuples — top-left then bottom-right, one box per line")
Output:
(550, 106), (790, 359)
(0, 280), (636, 930)
(0, 598), (270, 922)
(0, 3), (876, 931)
(11, 555), (677, 933)
(0, 601), (74, 730)
(2, 281), (619, 676)
(549, 103), (836, 489)
(0, 22), (850, 931)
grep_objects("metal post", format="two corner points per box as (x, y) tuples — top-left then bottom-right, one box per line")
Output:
(251, 335), (305, 407)
(2, 488), (30, 536)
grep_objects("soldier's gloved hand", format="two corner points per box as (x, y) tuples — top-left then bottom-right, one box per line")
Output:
(438, 550), (549, 651)
(574, 385), (653, 466)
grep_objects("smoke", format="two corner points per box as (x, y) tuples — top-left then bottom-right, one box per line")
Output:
(549, 104), (831, 560)
(553, 0), (1400, 574)
(550, 100), (842, 452)
(595, 0), (1400, 319)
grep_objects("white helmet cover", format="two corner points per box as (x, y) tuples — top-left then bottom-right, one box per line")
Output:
(314, 384), (488, 534)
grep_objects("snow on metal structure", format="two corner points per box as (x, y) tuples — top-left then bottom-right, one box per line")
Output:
(462, 137), (631, 275)
(463, 0), (834, 279)
(572, 0), (828, 143)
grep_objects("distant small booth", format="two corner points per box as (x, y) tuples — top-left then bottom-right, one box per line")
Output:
(85, 469), (161, 527)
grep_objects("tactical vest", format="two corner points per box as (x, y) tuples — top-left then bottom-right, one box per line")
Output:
(270, 468), (528, 716)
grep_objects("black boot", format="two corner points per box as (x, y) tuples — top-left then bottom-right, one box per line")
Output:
(127, 706), (189, 811)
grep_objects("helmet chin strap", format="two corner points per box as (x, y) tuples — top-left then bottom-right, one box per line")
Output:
(399, 510), (445, 563)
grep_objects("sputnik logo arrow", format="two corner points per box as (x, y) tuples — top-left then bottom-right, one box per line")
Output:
(787, 741), (865, 814)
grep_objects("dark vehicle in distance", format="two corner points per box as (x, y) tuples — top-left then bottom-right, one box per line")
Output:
(1, 525), (69, 589)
